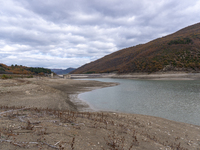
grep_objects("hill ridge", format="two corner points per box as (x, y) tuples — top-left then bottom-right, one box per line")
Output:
(0, 64), (52, 75)
(72, 22), (200, 74)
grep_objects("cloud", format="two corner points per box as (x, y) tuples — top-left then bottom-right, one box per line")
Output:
(0, 0), (200, 68)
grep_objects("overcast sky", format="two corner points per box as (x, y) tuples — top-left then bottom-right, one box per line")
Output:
(0, 0), (200, 69)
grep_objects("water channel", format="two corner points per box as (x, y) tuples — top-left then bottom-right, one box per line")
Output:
(78, 78), (200, 126)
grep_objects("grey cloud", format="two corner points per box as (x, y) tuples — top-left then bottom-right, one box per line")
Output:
(0, 0), (200, 68)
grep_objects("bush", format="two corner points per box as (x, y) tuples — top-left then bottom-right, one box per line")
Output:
(27, 67), (51, 74)
(1, 74), (12, 79)
(85, 71), (96, 74)
(168, 38), (193, 45)
(27, 75), (33, 78)
(0, 67), (5, 71)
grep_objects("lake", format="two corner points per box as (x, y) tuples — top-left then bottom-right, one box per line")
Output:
(78, 78), (200, 126)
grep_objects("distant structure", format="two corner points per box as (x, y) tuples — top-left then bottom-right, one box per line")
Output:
(51, 73), (54, 78)
(64, 74), (71, 79)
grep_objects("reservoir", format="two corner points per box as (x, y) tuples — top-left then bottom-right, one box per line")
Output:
(78, 78), (200, 126)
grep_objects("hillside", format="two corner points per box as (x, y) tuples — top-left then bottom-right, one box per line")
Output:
(72, 22), (200, 74)
(51, 68), (76, 75)
(0, 64), (52, 75)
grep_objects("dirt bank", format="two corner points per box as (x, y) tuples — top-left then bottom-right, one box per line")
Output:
(111, 72), (200, 80)
(69, 72), (200, 80)
(0, 77), (117, 111)
(0, 77), (200, 150)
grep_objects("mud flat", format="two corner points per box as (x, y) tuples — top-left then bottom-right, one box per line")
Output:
(0, 77), (200, 149)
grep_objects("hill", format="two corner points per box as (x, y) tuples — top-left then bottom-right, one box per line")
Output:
(51, 68), (76, 75)
(72, 22), (200, 74)
(0, 64), (52, 75)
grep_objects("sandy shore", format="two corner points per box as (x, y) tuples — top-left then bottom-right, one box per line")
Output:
(0, 77), (200, 149)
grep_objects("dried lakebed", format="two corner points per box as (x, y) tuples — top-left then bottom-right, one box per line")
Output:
(0, 78), (200, 149)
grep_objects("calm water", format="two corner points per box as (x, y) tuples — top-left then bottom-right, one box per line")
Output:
(78, 78), (200, 126)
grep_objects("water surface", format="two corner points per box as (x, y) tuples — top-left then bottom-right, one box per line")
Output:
(79, 78), (200, 126)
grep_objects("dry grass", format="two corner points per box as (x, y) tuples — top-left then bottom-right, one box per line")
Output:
(0, 105), (198, 150)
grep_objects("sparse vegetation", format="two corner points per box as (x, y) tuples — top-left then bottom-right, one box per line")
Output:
(0, 67), (5, 72)
(1, 74), (12, 79)
(85, 71), (96, 74)
(168, 37), (193, 45)
(0, 74), (34, 79)
(0, 105), (195, 150)
(26, 75), (33, 78)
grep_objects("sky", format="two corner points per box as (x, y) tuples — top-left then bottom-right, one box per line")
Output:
(0, 0), (200, 69)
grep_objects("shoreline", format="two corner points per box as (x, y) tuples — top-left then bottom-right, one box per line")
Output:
(67, 77), (200, 126)
(70, 72), (200, 80)
(0, 77), (118, 111)
(112, 72), (200, 80)
(67, 80), (119, 112)
(69, 89), (107, 112)
(1, 77), (200, 149)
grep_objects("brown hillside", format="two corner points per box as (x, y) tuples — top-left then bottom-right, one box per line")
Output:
(0, 63), (52, 75)
(72, 22), (200, 74)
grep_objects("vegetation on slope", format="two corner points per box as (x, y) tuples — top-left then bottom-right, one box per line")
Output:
(72, 22), (200, 74)
(0, 64), (52, 75)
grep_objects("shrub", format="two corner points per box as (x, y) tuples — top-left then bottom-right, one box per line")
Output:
(0, 67), (5, 71)
(85, 71), (96, 74)
(168, 38), (193, 45)
(27, 75), (33, 78)
(1, 74), (12, 79)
